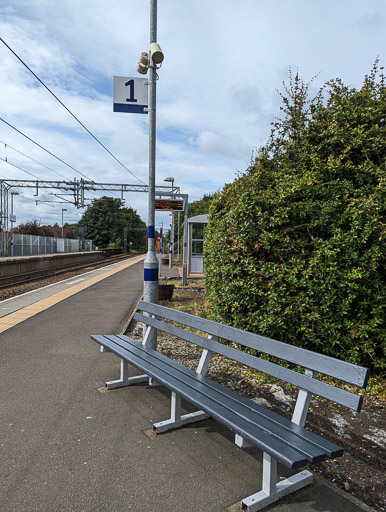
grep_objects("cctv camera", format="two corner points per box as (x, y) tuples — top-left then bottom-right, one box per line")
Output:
(139, 52), (149, 66)
(137, 52), (149, 75)
(136, 63), (148, 75)
(149, 42), (164, 65)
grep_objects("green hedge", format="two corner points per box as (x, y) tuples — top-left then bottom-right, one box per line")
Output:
(205, 65), (385, 373)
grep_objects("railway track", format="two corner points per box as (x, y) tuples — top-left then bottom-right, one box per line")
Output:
(0, 253), (141, 290)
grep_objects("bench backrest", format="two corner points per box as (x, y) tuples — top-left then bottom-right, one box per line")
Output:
(135, 300), (369, 413)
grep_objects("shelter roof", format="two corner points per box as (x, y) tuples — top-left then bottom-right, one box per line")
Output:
(187, 214), (208, 224)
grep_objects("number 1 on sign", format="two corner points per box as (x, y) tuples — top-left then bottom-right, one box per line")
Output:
(125, 80), (137, 103)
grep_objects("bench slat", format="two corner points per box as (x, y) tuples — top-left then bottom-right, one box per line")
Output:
(115, 334), (342, 459)
(137, 300), (369, 388)
(91, 334), (342, 469)
(134, 312), (363, 412)
(190, 367), (343, 459)
(92, 334), (313, 468)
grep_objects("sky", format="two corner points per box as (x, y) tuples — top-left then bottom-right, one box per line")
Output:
(0, 0), (385, 232)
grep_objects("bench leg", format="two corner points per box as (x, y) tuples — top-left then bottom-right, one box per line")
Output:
(153, 391), (209, 433)
(241, 453), (313, 511)
(171, 391), (181, 421)
(105, 359), (148, 390)
(235, 434), (254, 448)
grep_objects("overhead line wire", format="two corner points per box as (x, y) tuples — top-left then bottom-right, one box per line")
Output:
(0, 139), (68, 180)
(0, 156), (41, 180)
(0, 37), (146, 185)
(0, 154), (120, 208)
(0, 117), (91, 180)
(22, 191), (82, 217)
(0, 119), (121, 200)
(0, 157), (86, 208)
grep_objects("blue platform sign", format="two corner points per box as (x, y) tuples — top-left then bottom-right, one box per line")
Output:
(113, 76), (148, 114)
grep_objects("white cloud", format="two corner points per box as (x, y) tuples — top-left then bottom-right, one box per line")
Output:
(0, 0), (385, 229)
(195, 130), (246, 160)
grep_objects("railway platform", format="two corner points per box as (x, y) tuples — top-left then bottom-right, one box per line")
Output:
(0, 255), (372, 512)
(0, 250), (105, 278)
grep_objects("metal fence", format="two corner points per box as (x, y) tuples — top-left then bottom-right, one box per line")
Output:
(0, 232), (94, 257)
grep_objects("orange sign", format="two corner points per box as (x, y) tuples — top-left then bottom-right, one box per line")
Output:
(155, 199), (184, 211)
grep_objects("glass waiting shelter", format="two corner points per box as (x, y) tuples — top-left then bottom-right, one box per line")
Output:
(187, 214), (208, 274)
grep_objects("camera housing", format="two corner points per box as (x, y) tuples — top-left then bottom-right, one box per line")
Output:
(149, 42), (164, 65)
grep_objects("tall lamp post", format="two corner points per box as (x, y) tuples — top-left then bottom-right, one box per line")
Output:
(138, 0), (164, 351)
(10, 191), (19, 256)
(164, 177), (175, 268)
(61, 208), (67, 239)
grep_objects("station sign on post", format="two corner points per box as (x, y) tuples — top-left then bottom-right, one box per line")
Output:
(113, 76), (148, 114)
(155, 199), (184, 211)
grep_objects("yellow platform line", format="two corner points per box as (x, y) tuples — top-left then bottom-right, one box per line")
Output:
(0, 255), (145, 334)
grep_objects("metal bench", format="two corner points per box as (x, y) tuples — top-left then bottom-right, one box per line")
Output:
(91, 300), (369, 511)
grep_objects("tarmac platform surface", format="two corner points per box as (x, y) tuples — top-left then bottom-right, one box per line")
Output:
(0, 256), (374, 511)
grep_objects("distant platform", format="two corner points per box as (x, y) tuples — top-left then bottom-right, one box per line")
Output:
(0, 251), (104, 278)
(0, 251), (100, 262)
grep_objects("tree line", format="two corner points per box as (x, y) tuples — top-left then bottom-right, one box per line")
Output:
(14, 220), (77, 239)
(14, 196), (147, 251)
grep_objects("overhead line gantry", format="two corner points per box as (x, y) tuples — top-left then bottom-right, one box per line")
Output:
(0, 178), (178, 232)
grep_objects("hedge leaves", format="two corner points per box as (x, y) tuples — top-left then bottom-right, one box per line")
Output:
(205, 64), (385, 373)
